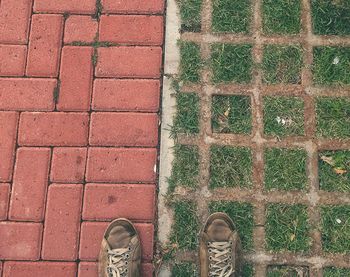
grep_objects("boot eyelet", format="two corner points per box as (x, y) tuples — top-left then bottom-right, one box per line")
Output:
(208, 249), (212, 253)
(209, 256), (212, 260)
(207, 242), (210, 246)
(128, 247), (132, 251)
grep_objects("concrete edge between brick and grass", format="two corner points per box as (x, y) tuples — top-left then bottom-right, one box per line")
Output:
(158, 0), (180, 276)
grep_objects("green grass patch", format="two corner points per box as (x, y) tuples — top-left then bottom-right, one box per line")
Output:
(323, 267), (350, 277)
(264, 148), (308, 191)
(209, 201), (254, 250)
(321, 205), (350, 254)
(212, 95), (252, 134)
(177, 0), (202, 32)
(172, 93), (200, 136)
(262, 45), (303, 84)
(172, 262), (198, 276)
(316, 97), (350, 139)
(242, 264), (255, 277)
(311, 0), (350, 35)
(179, 41), (202, 83)
(262, 0), (301, 34)
(263, 96), (305, 137)
(265, 203), (311, 252)
(267, 265), (309, 277)
(211, 44), (253, 84)
(168, 144), (200, 192)
(319, 150), (350, 192)
(170, 201), (199, 250)
(210, 145), (252, 188)
(212, 0), (252, 33)
(313, 47), (350, 85)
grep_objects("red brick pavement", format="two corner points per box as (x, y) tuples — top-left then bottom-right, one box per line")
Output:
(0, 0), (164, 275)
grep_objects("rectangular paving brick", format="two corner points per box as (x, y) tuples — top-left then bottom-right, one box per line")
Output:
(79, 221), (154, 261)
(64, 16), (98, 44)
(0, 45), (27, 76)
(83, 184), (156, 221)
(9, 148), (50, 221)
(78, 262), (97, 277)
(0, 78), (56, 111)
(95, 47), (162, 78)
(102, 0), (164, 14)
(99, 15), (163, 45)
(34, 0), (96, 14)
(0, 183), (10, 220)
(57, 46), (93, 111)
(92, 79), (160, 112)
(0, 112), (18, 182)
(142, 263), (154, 277)
(26, 14), (63, 77)
(0, 222), (42, 260)
(89, 113), (159, 147)
(86, 148), (157, 182)
(18, 112), (89, 146)
(0, 0), (32, 44)
(42, 184), (83, 261)
(50, 148), (87, 183)
(3, 262), (77, 277)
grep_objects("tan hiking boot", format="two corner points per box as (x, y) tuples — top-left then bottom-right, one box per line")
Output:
(98, 218), (141, 277)
(199, 212), (242, 277)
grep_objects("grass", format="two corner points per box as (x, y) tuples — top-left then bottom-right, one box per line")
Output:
(168, 144), (200, 192)
(172, 92), (200, 136)
(319, 150), (350, 192)
(262, 45), (303, 84)
(211, 44), (253, 84)
(242, 264), (254, 277)
(321, 205), (350, 253)
(311, 0), (350, 35)
(212, 95), (252, 134)
(263, 96), (305, 137)
(265, 203), (311, 252)
(210, 145), (252, 188)
(316, 97), (350, 139)
(179, 41), (202, 83)
(212, 0), (252, 33)
(172, 262), (198, 276)
(313, 46), (350, 85)
(177, 0), (202, 32)
(170, 201), (199, 250)
(262, 0), (301, 34)
(267, 265), (309, 277)
(323, 267), (350, 277)
(209, 201), (254, 250)
(264, 148), (308, 191)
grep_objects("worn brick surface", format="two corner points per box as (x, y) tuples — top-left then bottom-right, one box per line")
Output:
(0, 112), (18, 182)
(57, 47), (93, 111)
(82, 184), (156, 221)
(92, 79), (160, 112)
(9, 148), (50, 221)
(3, 261), (77, 277)
(142, 263), (154, 277)
(78, 262), (97, 277)
(0, 78), (56, 111)
(26, 14), (63, 77)
(42, 184), (83, 261)
(102, 0), (164, 14)
(99, 15), (163, 45)
(50, 148), (87, 183)
(86, 148), (157, 182)
(64, 16), (98, 44)
(0, 0), (32, 44)
(34, 0), (96, 14)
(96, 47), (162, 78)
(0, 183), (10, 220)
(0, 45), (27, 76)
(0, 222), (42, 260)
(18, 112), (89, 146)
(89, 113), (159, 147)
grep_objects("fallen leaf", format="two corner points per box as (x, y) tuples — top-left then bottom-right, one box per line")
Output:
(321, 156), (335, 166)
(290, 234), (296, 241)
(224, 107), (231, 117)
(334, 167), (347, 175)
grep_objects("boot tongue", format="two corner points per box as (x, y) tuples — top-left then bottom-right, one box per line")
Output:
(107, 225), (134, 249)
(207, 219), (232, 241)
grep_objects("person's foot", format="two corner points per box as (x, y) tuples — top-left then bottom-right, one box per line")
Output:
(199, 212), (241, 277)
(98, 218), (141, 277)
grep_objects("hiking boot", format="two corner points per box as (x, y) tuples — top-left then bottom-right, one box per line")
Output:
(98, 218), (141, 277)
(199, 212), (242, 277)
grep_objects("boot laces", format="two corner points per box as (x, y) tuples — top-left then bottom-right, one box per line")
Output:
(208, 241), (234, 277)
(107, 246), (131, 277)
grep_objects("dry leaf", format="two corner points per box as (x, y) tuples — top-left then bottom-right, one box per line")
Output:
(320, 156), (335, 166)
(224, 107), (231, 117)
(334, 167), (347, 175)
(290, 234), (296, 241)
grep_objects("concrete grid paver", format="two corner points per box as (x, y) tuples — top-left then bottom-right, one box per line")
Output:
(0, 0), (164, 275)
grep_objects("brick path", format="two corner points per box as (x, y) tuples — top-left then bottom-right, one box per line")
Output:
(0, 0), (164, 276)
